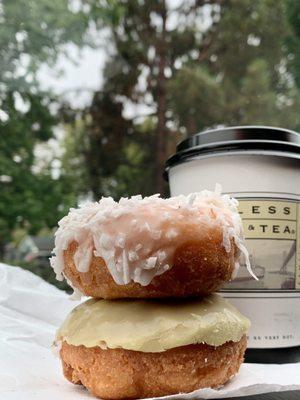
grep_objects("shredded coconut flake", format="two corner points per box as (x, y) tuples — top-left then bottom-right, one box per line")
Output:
(128, 251), (139, 261)
(231, 261), (240, 280)
(145, 256), (157, 270)
(69, 286), (85, 300)
(50, 187), (255, 287)
(166, 228), (178, 239)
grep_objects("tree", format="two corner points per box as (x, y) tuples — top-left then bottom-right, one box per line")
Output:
(169, 0), (300, 130)
(0, 0), (89, 253)
(76, 0), (300, 197)
(285, 0), (300, 90)
(85, 91), (133, 199)
(60, 112), (157, 200)
(82, 0), (227, 194)
(168, 66), (224, 136)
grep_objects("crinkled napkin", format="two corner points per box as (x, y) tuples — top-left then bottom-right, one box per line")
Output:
(0, 263), (299, 400)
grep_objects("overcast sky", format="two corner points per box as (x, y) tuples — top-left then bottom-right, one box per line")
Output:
(37, 44), (106, 108)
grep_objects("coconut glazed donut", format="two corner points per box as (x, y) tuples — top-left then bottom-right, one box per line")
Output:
(50, 190), (252, 298)
(56, 295), (250, 399)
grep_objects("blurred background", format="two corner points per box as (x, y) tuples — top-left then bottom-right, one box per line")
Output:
(1, 0), (300, 290)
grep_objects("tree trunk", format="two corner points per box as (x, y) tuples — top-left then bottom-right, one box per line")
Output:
(154, 2), (167, 195)
(187, 115), (197, 137)
(0, 241), (5, 260)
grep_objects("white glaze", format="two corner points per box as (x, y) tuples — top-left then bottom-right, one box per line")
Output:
(50, 188), (252, 288)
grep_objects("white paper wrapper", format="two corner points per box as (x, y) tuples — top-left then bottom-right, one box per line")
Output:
(0, 262), (300, 400)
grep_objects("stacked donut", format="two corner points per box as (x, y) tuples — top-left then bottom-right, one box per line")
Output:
(51, 190), (252, 400)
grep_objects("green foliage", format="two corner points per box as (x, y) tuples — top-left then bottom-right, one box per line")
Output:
(285, 0), (300, 89)
(0, 0), (89, 85)
(60, 119), (89, 198)
(236, 59), (300, 128)
(0, 0), (88, 260)
(61, 92), (133, 199)
(238, 60), (279, 125)
(168, 66), (224, 135)
(61, 115), (156, 199)
(0, 93), (52, 241)
(113, 121), (156, 198)
(0, 92), (77, 249)
(167, 0), (300, 131)
(214, 0), (288, 82)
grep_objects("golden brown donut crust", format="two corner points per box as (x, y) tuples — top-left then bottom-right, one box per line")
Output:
(63, 228), (237, 299)
(60, 336), (247, 400)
